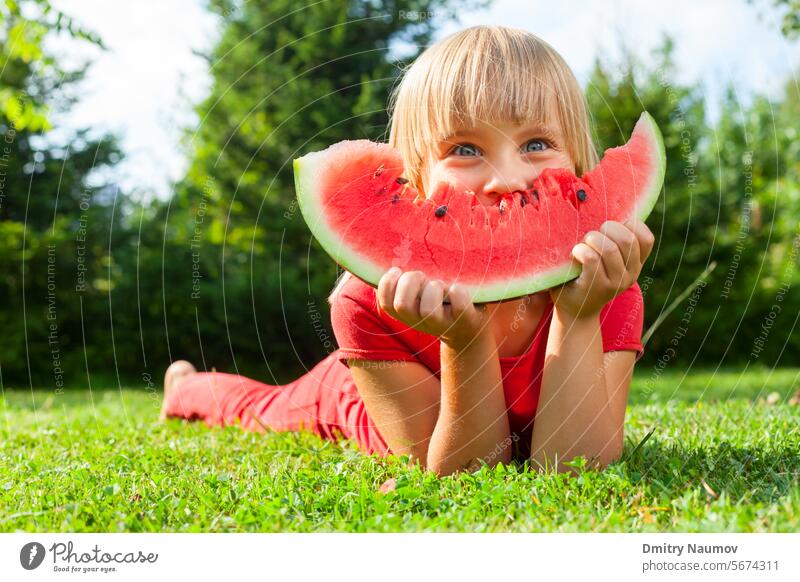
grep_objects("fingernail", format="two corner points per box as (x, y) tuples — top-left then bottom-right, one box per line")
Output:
(387, 267), (401, 277)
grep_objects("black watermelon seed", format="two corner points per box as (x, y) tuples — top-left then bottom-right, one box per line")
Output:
(533, 189), (539, 200)
(520, 194), (528, 207)
(435, 205), (448, 218)
(392, 194), (400, 204)
(577, 189), (587, 202)
(395, 177), (408, 185)
(373, 164), (384, 177)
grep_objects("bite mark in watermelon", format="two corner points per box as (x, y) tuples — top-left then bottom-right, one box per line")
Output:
(293, 111), (666, 303)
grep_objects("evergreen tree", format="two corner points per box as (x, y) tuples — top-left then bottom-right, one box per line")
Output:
(167, 0), (486, 380)
(0, 0), (125, 386)
(587, 38), (800, 365)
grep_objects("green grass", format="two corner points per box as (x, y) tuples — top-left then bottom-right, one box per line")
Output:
(1, 367), (799, 532)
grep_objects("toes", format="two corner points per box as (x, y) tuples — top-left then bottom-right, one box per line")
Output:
(165, 360), (197, 391)
(161, 361), (196, 422)
(163, 360), (197, 401)
(170, 360), (197, 375)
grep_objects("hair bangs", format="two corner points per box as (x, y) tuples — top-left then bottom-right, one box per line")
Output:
(388, 26), (597, 196)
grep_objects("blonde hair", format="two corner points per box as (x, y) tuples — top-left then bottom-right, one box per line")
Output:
(328, 25), (597, 305)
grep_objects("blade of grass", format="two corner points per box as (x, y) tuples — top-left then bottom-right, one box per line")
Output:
(623, 426), (657, 463)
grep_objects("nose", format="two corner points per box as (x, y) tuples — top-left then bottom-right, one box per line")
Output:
(480, 158), (530, 204)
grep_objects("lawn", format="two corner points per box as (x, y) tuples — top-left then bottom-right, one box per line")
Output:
(1, 367), (798, 532)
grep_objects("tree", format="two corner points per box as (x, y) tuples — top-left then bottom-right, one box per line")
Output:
(0, 0), (103, 131)
(0, 0), (126, 387)
(587, 37), (800, 366)
(764, 0), (800, 37)
(164, 0), (487, 381)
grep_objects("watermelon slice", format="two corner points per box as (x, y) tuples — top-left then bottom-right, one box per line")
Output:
(293, 111), (665, 304)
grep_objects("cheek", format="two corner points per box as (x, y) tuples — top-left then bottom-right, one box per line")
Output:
(557, 151), (576, 172)
(426, 163), (483, 195)
(529, 153), (575, 177)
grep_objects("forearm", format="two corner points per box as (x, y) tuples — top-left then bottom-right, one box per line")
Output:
(427, 330), (511, 476)
(530, 308), (621, 473)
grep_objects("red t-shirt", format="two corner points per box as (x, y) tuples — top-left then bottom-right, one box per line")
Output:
(329, 273), (644, 459)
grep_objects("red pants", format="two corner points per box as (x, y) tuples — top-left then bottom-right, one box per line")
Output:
(163, 352), (391, 457)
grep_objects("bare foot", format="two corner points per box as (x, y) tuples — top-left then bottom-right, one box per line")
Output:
(159, 360), (197, 421)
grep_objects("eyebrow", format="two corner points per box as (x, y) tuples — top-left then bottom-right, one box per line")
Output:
(443, 123), (561, 142)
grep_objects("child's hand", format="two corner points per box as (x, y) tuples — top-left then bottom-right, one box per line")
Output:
(550, 219), (655, 320)
(377, 268), (492, 348)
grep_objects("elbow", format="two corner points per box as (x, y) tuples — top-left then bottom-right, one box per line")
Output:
(598, 432), (625, 468)
(530, 442), (623, 475)
(588, 431), (624, 470)
(423, 432), (515, 476)
(397, 443), (457, 476)
(593, 445), (623, 471)
(424, 461), (452, 477)
(425, 450), (512, 478)
(405, 442), (462, 476)
(423, 454), (459, 477)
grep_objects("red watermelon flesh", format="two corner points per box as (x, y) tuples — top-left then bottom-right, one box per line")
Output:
(293, 111), (665, 304)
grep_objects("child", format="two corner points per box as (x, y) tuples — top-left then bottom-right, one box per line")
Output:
(161, 25), (654, 476)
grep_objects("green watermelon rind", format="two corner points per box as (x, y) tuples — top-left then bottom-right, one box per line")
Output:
(293, 156), (579, 302)
(469, 262), (583, 303)
(293, 112), (665, 304)
(629, 111), (666, 224)
(293, 150), (388, 286)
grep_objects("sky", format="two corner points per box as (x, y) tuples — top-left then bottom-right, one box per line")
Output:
(48, 0), (800, 200)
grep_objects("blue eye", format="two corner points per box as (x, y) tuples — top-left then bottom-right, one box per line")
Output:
(524, 139), (549, 152)
(451, 143), (480, 157)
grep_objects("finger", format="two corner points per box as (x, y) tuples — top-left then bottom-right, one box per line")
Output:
(377, 267), (402, 315)
(394, 271), (427, 318)
(446, 282), (476, 323)
(419, 279), (446, 325)
(571, 242), (603, 285)
(583, 231), (624, 283)
(625, 219), (656, 261)
(600, 221), (640, 271)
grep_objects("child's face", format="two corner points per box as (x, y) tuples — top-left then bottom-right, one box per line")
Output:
(423, 117), (574, 206)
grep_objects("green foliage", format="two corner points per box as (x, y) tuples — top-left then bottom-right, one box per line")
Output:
(0, 0), (125, 387)
(3, 0), (800, 387)
(158, 0), (486, 380)
(0, 0), (104, 131)
(766, 0), (800, 37)
(1, 368), (798, 531)
(587, 38), (800, 367)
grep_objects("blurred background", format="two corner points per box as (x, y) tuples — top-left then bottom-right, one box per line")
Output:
(2, 0), (799, 391)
